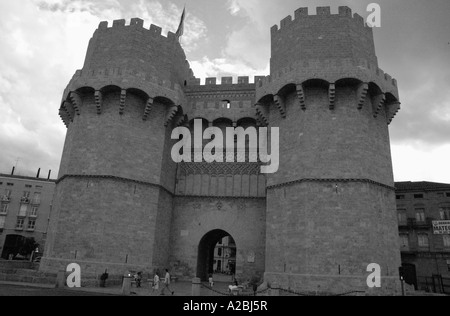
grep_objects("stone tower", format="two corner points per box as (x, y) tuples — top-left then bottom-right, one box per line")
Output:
(255, 6), (402, 294)
(41, 6), (403, 295)
(40, 18), (194, 274)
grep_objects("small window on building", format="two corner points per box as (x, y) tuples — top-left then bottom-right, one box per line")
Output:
(32, 192), (41, 205)
(36, 186), (43, 190)
(218, 248), (222, 257)
(446, 193), (450, 198)
(415, 209), (426, 222)
(4, 189), (11, 197)
(16, 218), (24, 230)
(398, 211), (407, 224)
(443, 235), (450, 248)
(23, 191), (31, 198)
(447, 260), (450, 272)
(0, 216), (5, 229)
(30, 207), (38, 217)
(396, 195), (405, 200)
(440, 207), (450, 220)
(222, 100), (231, 109)
(7, 183), (14, 187)
(399, 234), (409, 249)
(418, 234), (429, 247)
(25, 185), (32, 188)
(18, 204), (27, 217)
(0, 204), (9, 215)
(414, 194), (424, 199)
(27, 220), (36, 231)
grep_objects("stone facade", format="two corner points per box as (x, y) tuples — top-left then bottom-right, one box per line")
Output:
(41, 6), (403, 295)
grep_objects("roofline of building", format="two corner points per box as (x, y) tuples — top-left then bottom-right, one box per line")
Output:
(0, 174), (56, 183)
(395, 181), (450, 192)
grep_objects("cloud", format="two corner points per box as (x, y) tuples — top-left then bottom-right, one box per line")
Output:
(392, 144), (450, 182)
(227, 0), (241, 16)
(190, 57), (269, 84)
(0, 0), (207, 177)
(0, 0), (449, 184)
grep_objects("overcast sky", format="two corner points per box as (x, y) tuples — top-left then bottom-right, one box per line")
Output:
(0, 0), (449, 183)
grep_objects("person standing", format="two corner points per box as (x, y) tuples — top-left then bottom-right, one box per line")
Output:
(152, 271), (160, 295)
(161, 269), (174, 296)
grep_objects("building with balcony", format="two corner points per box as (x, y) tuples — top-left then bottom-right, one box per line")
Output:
(213, 236), (237, 277)
(396, 181), (450, 292)
(0, 172), (56, 260)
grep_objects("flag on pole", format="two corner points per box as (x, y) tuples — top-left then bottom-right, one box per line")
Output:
(176, 6), (186, 40)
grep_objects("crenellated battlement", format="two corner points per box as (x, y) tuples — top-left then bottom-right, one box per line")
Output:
(271, 6), (372, 35)
(256, 58), (399, 101)
(62, 66), (185, 103)
(187, 76), (266, 87)
(81, 18), (194, 105)
(270, 6), (378, 73)
(97, 18), (180, 43)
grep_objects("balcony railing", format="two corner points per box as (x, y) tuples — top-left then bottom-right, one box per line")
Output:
(400, 246), (411, 253)
(407, 218), (433, 228)
(31, 200), (41, 206)
(20, 197), (30, 204)
(1, 196), (11, 203)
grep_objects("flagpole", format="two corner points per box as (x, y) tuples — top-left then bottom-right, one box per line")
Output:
(176, 5), (186, 45)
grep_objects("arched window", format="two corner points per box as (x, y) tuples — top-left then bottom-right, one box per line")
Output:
(221, 100), (231, 109)
(415, 208), (426, 222)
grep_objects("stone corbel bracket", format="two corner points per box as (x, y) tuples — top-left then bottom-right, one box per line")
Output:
(255, 103), (269, 126)
(274, 94), (286, 118)
(94, 90), (103, 114)
(373, 93), (386, 118)
(119, 89), (127, 115)
(386, 101), (401, 125)
(68, 92), (82, 116)
(143, 97), (154, 121)
(165, 105), (179, 127)
(174, 114), (188, 127)
(62, 101), (74, 122)
(296, 84), (306, 110)
(329, 83), (336, 110)
(357, 83), (369, 110)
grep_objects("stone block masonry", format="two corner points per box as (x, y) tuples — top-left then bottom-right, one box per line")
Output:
(42, 6), (402, 295)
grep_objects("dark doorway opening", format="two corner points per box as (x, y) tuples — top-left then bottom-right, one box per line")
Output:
(402, 263), (418, 290)
(197, 229), (236, 282)
(1, 235), (27, 260)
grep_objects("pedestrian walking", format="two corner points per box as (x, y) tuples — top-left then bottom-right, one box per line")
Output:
(152, 271), (160, 295)
(209, 274), (214, 288)
(161, 269), (174, 296)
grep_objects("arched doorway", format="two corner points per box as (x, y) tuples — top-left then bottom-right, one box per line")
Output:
(1, 235), (26, 260)
(197, 229), (236, 282)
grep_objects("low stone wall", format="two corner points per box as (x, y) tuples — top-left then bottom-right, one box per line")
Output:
(0, 260), (39, 271)
(0, 268), (57, 285)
